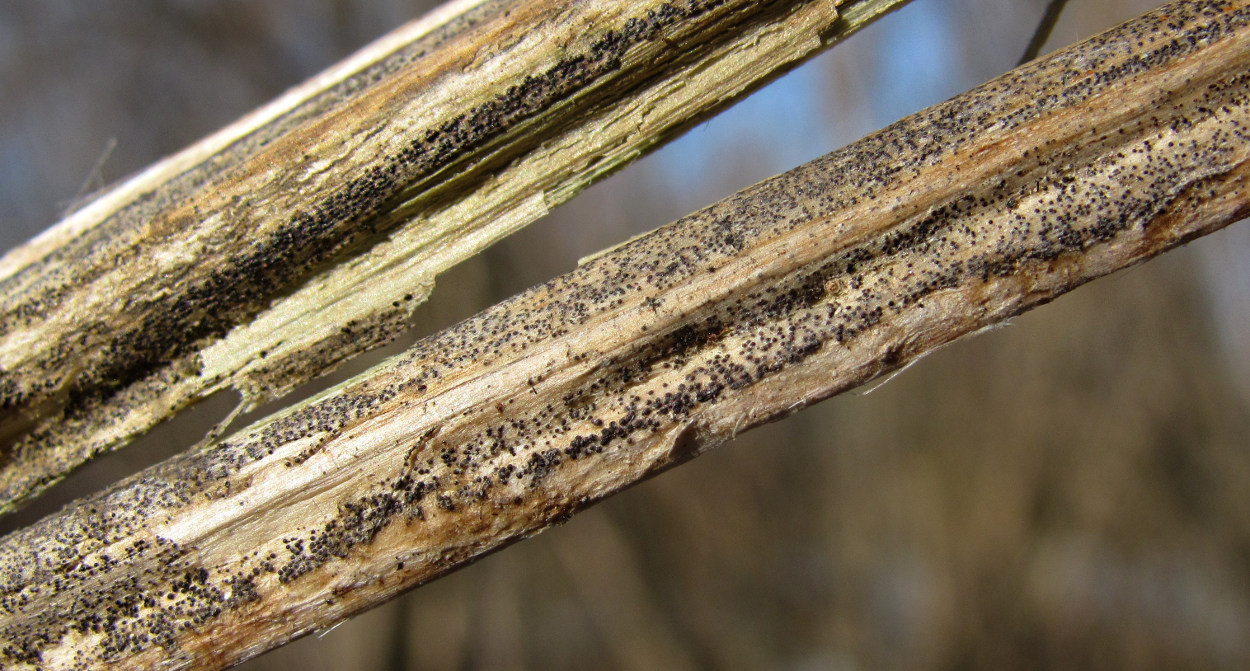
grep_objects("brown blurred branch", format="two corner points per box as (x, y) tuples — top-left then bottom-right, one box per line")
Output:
(0, 0), (912, 514)
(1018, 0), (1071, 64)
(0, 2), (1246, 668)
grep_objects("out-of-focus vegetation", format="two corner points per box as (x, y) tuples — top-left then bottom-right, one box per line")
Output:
(2, 1), (1248, 669)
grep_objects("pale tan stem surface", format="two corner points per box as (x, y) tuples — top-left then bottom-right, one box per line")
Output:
(1, 1), (1248, 669)
(0, 0), (906, 513)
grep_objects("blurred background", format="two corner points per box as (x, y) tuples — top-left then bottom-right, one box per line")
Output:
(3, 0), (1250, 669)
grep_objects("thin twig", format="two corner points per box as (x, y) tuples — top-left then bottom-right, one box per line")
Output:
(1019, 0), (1071, 65)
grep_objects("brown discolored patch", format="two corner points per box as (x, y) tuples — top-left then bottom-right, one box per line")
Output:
(1, 2), (1248, 668)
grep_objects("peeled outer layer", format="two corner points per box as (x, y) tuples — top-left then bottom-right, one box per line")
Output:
(2, 1), (1250, 669)
(0, 0), (905, 513)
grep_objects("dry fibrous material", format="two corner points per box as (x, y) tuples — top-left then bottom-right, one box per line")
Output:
(1, 0), (1248, 669)
(0, 0), (905, 513)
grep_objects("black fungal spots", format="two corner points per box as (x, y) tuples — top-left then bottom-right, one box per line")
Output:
(4, 2), (1248, 667)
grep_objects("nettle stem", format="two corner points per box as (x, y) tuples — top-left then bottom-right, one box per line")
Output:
(0, 0), (907, 513)
(1, 1), (1249, 669)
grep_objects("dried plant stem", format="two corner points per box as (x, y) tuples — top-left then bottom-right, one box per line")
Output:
(0, 0), (909, 514)
(2, 1), (1249, 669)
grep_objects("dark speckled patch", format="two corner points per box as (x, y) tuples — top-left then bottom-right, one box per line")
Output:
(1, 1), (1248, 667)
(0, 0), (806, 512)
